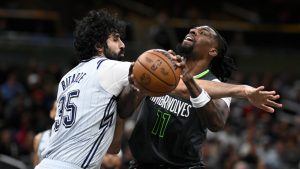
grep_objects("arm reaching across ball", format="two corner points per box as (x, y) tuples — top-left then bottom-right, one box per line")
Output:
(167, 50), (282, 113)
(174, 80), (282, 113)
(117, 62), (144, 119)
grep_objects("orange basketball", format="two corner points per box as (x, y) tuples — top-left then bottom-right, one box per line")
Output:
(133, 49), (181, 96)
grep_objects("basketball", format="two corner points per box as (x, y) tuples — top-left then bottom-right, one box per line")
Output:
(132, 49), (181, 96)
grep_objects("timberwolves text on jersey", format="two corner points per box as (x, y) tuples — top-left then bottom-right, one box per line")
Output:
(150, 95), (192, 117)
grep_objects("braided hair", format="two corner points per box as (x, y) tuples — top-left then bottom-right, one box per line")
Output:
(209, 28), (237, 82)
(73, 9), (125, 61)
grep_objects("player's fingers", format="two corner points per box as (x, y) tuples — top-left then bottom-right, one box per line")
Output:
(260, 104), (275, 113)
(176, 55), (182, 61)
(169, 53), (177, 60)
(267, 94), (280, 100)
(132, 85), (140, 92)
(167, 49), (176, 55)
(128, 74), (134, 84)
(174, 55), (186, 69)
(255, 86), (265, 92)
(129, 75), (140, 92)
(266, 99), (283, 108)
(259, 90), (276, 95)
(129, 62), (134, 75)
(128, 62), (135, 84)
(170, 54), (183, 66)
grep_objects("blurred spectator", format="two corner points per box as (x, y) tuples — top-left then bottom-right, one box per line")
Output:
(0, 72), (24, 103)
(0, 128), (17, 157)
(233, 161), (250, 169)
(145, 10), (178, 50)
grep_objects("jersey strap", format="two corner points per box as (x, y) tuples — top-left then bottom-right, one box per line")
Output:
(193, 69), (210, 79)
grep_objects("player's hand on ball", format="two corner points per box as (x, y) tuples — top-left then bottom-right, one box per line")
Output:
(132, 49), (181, 96)
(128, 62), (141, 93)
(167, 49), (191, 80)
(167, 50), (187, 72)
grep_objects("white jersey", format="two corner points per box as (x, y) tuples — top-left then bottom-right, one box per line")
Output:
(37, 129), (51, 161)
(39, 57), (131, 169)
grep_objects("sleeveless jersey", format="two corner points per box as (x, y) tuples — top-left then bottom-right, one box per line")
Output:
(129, 71), (231, 167)
(41, 57), (131, 169)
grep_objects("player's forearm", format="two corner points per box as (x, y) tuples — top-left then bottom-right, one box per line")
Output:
(117, 85), (144, 119)
(173, 80), (248, 99)
(181, 74), (228, 131)
(196, 80), (249, 99)
(181, 73), (202, 97)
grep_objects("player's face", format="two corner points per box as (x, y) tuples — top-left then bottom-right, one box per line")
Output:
(104, 33), (125, 61)
(179, 26), (217, 58)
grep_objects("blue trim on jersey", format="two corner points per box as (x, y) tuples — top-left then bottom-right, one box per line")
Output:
(82, 126), (107, 169)
(81, 96), (117, 169)
(80, 55), (105, 63)
(97, 58), (107, 69)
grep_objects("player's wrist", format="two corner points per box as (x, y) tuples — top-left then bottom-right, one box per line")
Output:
(181, 71), (193, 82)
(243, 85), (253, 98)
(190, 89), (211, 108)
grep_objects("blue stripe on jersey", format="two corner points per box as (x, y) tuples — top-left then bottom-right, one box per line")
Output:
(97, 59), (107, 69)
(81, 96), (117, 169)
(82, 126), (108, 169)
(100, 96), (116, 128)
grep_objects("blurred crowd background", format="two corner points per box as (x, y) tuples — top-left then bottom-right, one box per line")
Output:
(0, 0), (299, 169)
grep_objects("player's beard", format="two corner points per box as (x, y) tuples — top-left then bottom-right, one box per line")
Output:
(176, 43), (194, 59)
(104, 46), (125, 61)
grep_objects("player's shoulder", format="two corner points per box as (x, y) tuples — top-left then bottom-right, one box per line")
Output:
(105, 59), (131, 66)
(99, 59), (132, 70)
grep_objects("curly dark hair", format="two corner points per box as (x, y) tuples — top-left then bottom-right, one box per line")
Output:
(209, 28), (237, 82)
(73, 9), (126, 61)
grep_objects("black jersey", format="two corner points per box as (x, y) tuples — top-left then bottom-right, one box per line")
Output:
(129, 71), (216, 167)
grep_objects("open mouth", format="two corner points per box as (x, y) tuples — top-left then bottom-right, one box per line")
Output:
(186, 37), (193, 42)
(184, 34), (194, 42)
(183, 34), (195, 44)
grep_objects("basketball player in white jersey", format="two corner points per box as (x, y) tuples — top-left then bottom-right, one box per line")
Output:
(35, 9), (143, 169)
(33, 101), (57, 166)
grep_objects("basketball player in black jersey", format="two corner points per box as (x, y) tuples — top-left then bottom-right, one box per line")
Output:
(126, 26), (282, 169)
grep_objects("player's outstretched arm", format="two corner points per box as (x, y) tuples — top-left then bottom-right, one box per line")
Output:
(174, 80), (282, 113)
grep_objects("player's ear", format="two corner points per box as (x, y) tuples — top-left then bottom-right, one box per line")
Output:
(209, 48), (218, 57)
(95, 43), (104, 54)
